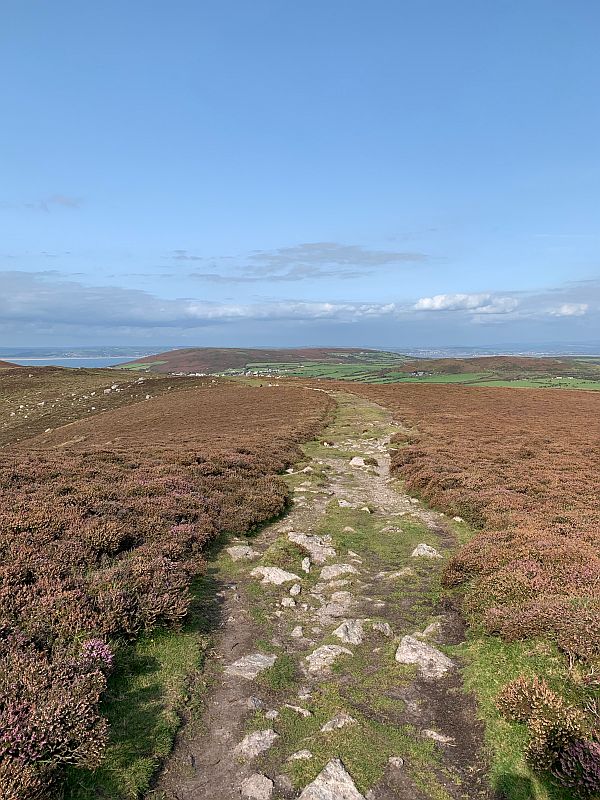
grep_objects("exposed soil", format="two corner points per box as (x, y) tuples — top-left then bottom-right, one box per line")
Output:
(149, 391), (495, 800)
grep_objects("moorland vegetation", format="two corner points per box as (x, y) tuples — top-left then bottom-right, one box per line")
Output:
(0, 382), (332, 798)
(347, 382), (600, 795)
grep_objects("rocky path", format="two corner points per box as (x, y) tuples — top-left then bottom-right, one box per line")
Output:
(149, 392), (494, 800)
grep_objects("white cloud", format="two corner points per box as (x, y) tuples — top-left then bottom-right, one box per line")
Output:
(414, 293), (519, 314)
(549, 303), (588, 317)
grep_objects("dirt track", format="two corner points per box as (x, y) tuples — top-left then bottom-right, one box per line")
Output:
(149, 392), (493, 800)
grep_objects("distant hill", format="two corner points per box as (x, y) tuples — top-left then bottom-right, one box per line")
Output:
(0, 360), (20, 369)
(118, 347), (407, 374)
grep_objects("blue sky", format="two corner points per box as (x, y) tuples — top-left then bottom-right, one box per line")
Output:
(1, 0), (599, 348)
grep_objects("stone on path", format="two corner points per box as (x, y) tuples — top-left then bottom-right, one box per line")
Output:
(289, 532), (336, 564)
(234, 729), (279, 759)
(298, 758), (365, 800)
(320, 563), (358, 581)
(350, 456), (365, 466)
(422, 729), (456, 745)
(291, 625), (303, 638)
(227, 545), (258, 561)
(332, 619), (365, 645)
(420, 620), (443, 640)
(395, 635), (454, 679)
(315, 591), (355, 623)
(288, 749), (312, 760)
(284, 704), (312, 717)
(251, 566), (301, 585)
(281, 597), (296, 608)
(338, 499), (353, 508)
(411, 543), (442, 559)
(372, 621), (393, 637)
(241, 773), (274, 800)
(305, 644), (352, 675)
(321, 712), (357, 732)
(225, 652), (276, 679)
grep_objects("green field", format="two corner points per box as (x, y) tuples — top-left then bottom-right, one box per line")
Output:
(234, 361), (600, 390)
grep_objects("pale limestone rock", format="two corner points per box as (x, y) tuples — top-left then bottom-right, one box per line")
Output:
(241, 774), (274, 800)
(227, 545), (259, 561)
(452, 516), (464, 523)
(388, 756), (404, 768)
(234, 729), (279, 759)
(281, 597), (296, 608)
(320, 712), (357, 732)
(251, 566), (301, 585)
(265, 709), (278, 720)
(332, 619), (365, 645)
(422, 729), (456, 745)
(301, 556), (311, 573)
(289, 531), (336, 564)
(288, 749), (312, 760)
(372, 621), (393, 637)
(420, 620), (443, 640)
(315, 591), (355, 623)
(410, 543), (442, 559)
(284, 704), (312, 717)
(350, 456), (365, 466)
(225, 652), (276, 679)
(343, 526), (356, 532)
(291, 626), (303, 638)
(305, 644), (352, 675)
(395, 635), (454, 678)
(360, 506), (371, 513)
(290, 583), (301, 596)
(320, 563), (358, 581)
(298, 758), (364, 800)
(338, 499), (353, 508)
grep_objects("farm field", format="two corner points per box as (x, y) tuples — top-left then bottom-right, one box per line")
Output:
(117, 347), (600, 391)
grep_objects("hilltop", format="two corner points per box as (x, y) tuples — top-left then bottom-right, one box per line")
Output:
(0, 360), (20, 369)
(118, 347), (406, 374)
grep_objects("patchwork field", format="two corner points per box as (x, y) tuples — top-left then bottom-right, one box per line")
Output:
(118, 348), (600, 391)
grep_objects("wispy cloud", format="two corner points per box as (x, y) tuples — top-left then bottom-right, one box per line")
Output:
(179, 241), (428, 283)
(0, 194), (83, 212)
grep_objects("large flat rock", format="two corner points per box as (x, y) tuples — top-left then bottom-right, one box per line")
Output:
(298, 758), (365, 800)
(289, 531), (336, 564)
(250, 566), (301, 585)
(394, 635), (454, 679)
(225, 652), (277, 679)
(234, 729), (279, 759)
(305, 644), (352, 675)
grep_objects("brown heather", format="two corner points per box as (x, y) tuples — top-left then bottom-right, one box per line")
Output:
(0, 383), (333, 797)
(335, 383), (600, 791)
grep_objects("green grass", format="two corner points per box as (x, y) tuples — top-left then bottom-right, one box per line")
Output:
(63, 573), (217, 799)
(451, 635), (575, 800)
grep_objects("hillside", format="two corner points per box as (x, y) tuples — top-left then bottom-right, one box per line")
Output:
(118, 347), (406, 373)
(0, 360), (20, 369)
(118, 348), (600, 390)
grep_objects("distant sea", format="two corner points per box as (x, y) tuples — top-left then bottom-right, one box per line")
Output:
(0, 347), (163, 369)
(3, 357), (137, 369)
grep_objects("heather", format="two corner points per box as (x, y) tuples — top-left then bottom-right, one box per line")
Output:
(0, 383), (332, 797)
(343, 382), (599, 794)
